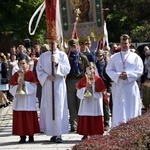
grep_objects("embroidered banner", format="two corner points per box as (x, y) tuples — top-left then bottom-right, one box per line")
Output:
(45, 0), (57, 41)
(60, 0), (104, 41)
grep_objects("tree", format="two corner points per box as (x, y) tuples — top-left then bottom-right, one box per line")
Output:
(0, 0), (149, 52)
(0, 0), (45, 48)
(102, 0), (150, 42)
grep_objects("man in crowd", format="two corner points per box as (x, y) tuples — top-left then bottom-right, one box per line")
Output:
(106, 34), (143, 127)
(36, 41), (70, 143)
(66, 39), (89, 132)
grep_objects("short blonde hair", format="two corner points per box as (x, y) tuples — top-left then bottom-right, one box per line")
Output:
(0, 53), (7, 62)
(41, 44), (50, 53)
(18, 45), (24, 50)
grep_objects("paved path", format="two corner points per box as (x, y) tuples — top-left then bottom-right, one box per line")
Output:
(0, 103), (82, 150)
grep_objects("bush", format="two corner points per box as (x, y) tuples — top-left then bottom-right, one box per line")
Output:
(72, 109), (150, 150)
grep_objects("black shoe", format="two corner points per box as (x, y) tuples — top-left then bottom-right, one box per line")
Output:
(50, 136), (57, 142)
(19, 136), (26, 143)
(0, 104), (5, 108)
(28, 136), (34, 142)
(55, 137), (63, 143)
(70, 124), (76, 132)
(4, 102), (10, 108)
(9, 97), (13, 102)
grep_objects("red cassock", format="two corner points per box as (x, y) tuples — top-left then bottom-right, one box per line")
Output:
(9, 70), (40, 136)
(76, 75), (106, 136)
(76, 75), (106, 92)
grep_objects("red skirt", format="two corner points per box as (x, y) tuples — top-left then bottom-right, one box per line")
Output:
(13, 110), (40, 136)
(77, 116), (104, 136)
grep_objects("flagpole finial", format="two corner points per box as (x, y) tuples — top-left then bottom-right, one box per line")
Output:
(74, 8), (81, 22)
(71, 0), (82, 39)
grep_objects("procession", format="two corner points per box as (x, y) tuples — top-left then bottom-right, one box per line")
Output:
(0, 0), (150, 149)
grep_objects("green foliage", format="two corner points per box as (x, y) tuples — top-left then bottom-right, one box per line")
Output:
(102, 0), (150, 42)
(0, 0), (149, 46)
(0, 0), (45, 43)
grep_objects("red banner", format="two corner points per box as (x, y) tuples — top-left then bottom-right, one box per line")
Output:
(45, 0), (57, 41)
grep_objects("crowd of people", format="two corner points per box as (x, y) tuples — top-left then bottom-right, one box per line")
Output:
(0, 34), (149, 144)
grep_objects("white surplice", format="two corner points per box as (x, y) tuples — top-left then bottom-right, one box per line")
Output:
(9, 82), (38, 111)
(36, 49), (70, 136)
(77, 86), (103, 116)
(106, 50), (143, 127)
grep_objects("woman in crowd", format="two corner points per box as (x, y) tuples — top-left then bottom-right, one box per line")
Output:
(0, 53), (10, 108)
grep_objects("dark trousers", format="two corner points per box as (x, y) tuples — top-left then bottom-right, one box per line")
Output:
(103, 101), (110, 127)
(66, 78), (80, 127)
(7, 90), (14, 101)
(109, 94), (113, 115)
(36, 84), (42, 108)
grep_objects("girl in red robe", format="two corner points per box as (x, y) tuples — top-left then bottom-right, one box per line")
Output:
(76, 62), (108, 140)
(9, 56), (40, 143)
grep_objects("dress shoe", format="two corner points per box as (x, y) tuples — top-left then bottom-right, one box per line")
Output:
(8, 98), (13, 102)
(50, 136), (57, 142)
(19, 136), (26, 143)
(55, 137), (63, 143)
(70, 124), (76, 132)
(0, 104), (5, 108)
(4, 102), (10, 108)
(28, 136), (34, 142)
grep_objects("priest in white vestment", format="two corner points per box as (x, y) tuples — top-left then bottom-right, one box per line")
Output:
(36, 42), (71, 143)
(106, 34), (143, 128)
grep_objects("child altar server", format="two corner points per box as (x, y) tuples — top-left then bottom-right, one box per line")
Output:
(76, 62), (109, 140)
(9, 56), (40, 143)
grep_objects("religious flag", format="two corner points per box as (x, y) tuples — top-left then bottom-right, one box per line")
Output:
(45, 0), (57, 41)
(45, 0), (64, 120)
(29, 0), (63, 50)
(72, 27), (79, 40)
(96, 21), (109, 51)
(45, 0), (63, 42)
(96, 38), (104, 51)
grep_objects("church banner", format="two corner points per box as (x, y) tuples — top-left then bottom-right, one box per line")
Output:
(60, 0), (104, 41)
